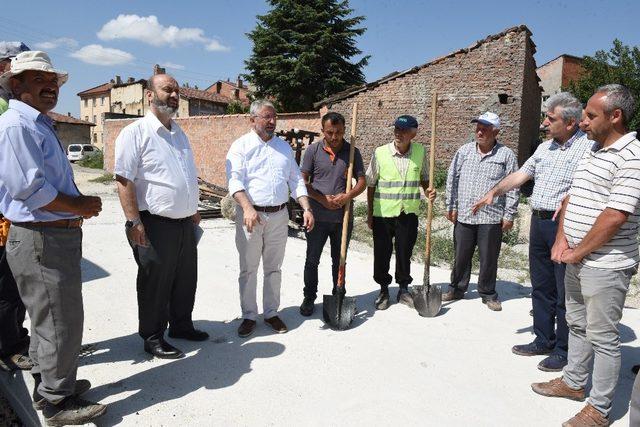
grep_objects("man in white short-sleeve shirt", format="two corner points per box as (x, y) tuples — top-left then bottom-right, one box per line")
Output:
(114, 73), (207, 360)
(532, 84), (640, 426)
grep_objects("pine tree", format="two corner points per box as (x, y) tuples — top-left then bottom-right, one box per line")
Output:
(244, 0), (369, 112)
(568, 40), (640, 130)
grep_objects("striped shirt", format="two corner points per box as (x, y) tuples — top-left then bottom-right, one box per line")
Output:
(446, 141), (519, 224)
(366, 142), (430, 186)
(563, 132), (640, 270)
(520, 130), (595, 211)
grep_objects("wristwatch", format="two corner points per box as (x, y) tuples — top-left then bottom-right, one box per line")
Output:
(125, 218), (142, 228)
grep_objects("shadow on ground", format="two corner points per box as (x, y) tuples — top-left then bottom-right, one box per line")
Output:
(81, 257), (110, 283)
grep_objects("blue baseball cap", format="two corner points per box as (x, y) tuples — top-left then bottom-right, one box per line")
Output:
(393, 115), (418, 129)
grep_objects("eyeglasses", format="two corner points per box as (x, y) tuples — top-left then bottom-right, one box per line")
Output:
(254, 114), (276, 121)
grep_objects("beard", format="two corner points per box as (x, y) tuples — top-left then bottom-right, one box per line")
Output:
(152, 96), (178, 116)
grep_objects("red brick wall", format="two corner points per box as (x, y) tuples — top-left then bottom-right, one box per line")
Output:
(103, 112), (321, 189)
(561, 57), (585, 88)
(324, 29), (541, 167)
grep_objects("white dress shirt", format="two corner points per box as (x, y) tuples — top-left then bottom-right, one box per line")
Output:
(226, 130), (307, 206)
(114, 112), (199, 219)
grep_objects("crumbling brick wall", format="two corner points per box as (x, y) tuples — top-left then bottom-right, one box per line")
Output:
(319, 26), (541, 168)
(103, 112), (321, 189)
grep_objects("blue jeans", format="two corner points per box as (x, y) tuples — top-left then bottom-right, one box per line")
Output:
(529, 215), (568, 357)
(303, 221), (352, 300)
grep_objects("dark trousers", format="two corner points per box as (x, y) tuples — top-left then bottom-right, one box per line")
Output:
(0, 245), (28, 357)
(450, 222), (502, 301)
(529, 214), (568, 356)
(303, 220), (353, 300)
(372, 212), (418, 290)
(132, 212), (198, 340)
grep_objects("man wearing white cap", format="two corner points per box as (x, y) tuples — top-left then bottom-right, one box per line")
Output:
(0, 51), (106, 425)
(444, 112), (519, 311)
(0, 41), (33, 373)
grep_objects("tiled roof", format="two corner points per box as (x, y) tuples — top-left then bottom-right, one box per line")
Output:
(180, 86), (233, 104)
(315, 25), (535, 107)
(77, 82), (112, 97)
(48, 112), (95, 126)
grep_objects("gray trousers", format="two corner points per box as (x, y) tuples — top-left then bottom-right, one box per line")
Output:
(6, 225), (83, 403)
(562, 263), (634, 417)
(235, 208), (288, 321)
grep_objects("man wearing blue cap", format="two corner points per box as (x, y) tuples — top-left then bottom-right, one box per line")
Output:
(366, 115), (436, 310)
(444, 112), (519, 311)
(0, 41), (33, 372)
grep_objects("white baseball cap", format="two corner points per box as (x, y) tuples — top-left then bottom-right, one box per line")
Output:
(0, 51), (68, 90)
(471, 111), (500, 129)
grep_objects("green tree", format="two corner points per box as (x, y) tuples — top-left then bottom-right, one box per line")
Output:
(568, 39), (640, 130)
(226, 101), (250, 114)
(245, 0), (369, 112)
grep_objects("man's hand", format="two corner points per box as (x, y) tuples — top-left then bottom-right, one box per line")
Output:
(330, 193), (350, 207)
(192, 212), (201, 225)
(74, 196), (102, 218)
(446, 210), (458, 224)
(560, 248), (583, 265)
(303, 210), (315, 232)
(426, 188), (437, 202)
(502, 219), (514, 232)
(320, 195), (341, 210)
(127, 223), (148, 247)
(472, 191), (495, 215)
(243, 207), (262, 233)
(551, 236), (570, 263)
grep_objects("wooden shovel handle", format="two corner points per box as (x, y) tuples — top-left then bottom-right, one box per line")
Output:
(425, 92), (437, 265)
(339, 103), (358, 270)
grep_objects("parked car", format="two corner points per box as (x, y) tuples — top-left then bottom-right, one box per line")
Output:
(67, 144), (99, 162)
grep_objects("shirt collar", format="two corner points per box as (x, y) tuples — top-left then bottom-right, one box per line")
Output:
(389, 141), (412, 157)
(474, 139), (499, 157)
(251, 129), (276, 144)
(600, 131), (638, 152)
(145, 111), (175, 134)
(552, 129), (585, 150)
(321, 139), (348, 153)
(9, 99), (44, 122)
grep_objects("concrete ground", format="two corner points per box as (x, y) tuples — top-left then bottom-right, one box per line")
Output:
(2, 166), (640, 426)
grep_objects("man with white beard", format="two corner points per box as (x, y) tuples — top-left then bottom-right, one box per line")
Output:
(114, 74), (207, 359)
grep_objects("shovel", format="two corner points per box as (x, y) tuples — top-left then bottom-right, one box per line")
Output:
(323, 103), (358, 330)
(411, 92), (443, 317)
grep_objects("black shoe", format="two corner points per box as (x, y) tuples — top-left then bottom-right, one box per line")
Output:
(237, 319), (257, 338)
(33, 379), (92, 410)
(397, 289), (414, 308)
(512, 341), (552, 356)
(265, 316), (288, 334)
(299, 297), (315, 317)
(442, 290), (464, 302)
(633, 364), (639, 375)
(538, 354), (568, 372)
(168, 328), (209, 341)
(144, 338), (184, 359)
(374, 291), (390, 310)
(43, 396), (106, 426)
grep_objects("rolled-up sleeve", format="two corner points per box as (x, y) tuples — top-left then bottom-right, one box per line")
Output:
(288, 150), (307, 199)
(365, 155), (378, 187)
(114, 127), (139, 182)
(0, 126), (57, 210)
(225, 140), (246, 196)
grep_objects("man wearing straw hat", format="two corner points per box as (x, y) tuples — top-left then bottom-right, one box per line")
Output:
(0, 51), (106, 425)
(366, 115), (436, 310)
(299, 111), (366, 316)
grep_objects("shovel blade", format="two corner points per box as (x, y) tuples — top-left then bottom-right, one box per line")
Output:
(322, 293), (356, 330)
(411, 284), (442, 317)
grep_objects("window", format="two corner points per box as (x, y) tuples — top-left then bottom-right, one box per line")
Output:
(85, 116), (89, 122)
(101, 97), (104, 106)
(123, 109), (126, 114)
(93, 115), (97, 123)
(84, 99), (88, 107)
(92, 98), (96, 107)
(85, 145), (94, 151)
(137, 109), (141, 115)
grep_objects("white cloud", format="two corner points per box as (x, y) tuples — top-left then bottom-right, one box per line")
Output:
(70, 44), (134, 66)
(160, 62), (186, 70)
(97, 14), (229, 52)
(34, 37), (79, 50)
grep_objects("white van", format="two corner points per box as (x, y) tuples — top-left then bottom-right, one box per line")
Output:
(67, 144), (99, 162)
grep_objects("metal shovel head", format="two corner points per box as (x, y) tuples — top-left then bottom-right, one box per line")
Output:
(411, 284), (442, 317)
(322, 292), (356, 330)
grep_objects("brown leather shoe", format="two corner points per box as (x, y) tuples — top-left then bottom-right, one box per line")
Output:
(484, 299), (502, 311)
(531, 377), (585, 401)
(265, 316), (288, 334)
(442, 290), (464, 302)
(237, 319), (257, 338)
(562, 404), (609, 427)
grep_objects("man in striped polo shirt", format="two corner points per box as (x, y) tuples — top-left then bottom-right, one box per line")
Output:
(473, 93), (594, 372)
(532, 84), (639, 427)
(444, 112), (519, 311)
(366, 115), (436, 310)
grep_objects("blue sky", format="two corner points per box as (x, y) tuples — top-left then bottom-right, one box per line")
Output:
(1, 0), (639, 116)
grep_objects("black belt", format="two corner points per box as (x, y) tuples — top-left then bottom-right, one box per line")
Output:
(140, 210), (191, 222)
(532, 209), (555, 220)
(253, 203), (287, 213)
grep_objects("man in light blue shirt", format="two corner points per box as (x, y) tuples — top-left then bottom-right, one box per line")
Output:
(226, 99), (314, 338)
(0, 51), (106, 425)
